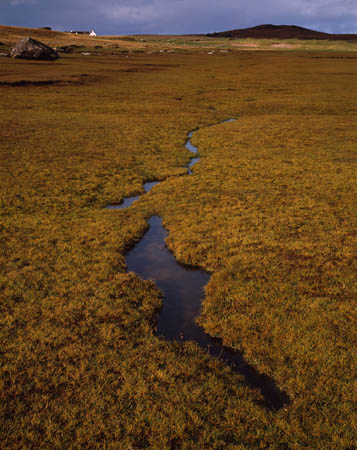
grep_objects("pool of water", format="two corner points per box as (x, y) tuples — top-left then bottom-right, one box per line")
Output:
(126, 215), (289, 410)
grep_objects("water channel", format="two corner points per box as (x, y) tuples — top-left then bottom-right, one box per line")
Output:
(107, 119), (290, 410)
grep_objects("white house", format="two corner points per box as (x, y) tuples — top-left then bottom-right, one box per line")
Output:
(90, 30), (97, 37)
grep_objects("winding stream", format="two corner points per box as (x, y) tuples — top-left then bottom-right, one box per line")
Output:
(107, 120), (290, 410)
(107, 118), (236, 209)
(107, 181), (160, 210)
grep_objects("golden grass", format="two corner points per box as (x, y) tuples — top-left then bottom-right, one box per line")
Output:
(0, 24), (144, 51)
(0, 43), (356, 448)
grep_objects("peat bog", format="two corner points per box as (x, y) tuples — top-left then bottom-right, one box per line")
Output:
(112, 119), (289, 409)
(1, 36), (356, 448)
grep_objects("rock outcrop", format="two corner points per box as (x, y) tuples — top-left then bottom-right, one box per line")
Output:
(57, 44), (81, 53)
(11, 37), (59, 61)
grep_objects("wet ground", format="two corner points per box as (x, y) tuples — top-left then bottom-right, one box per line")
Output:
(108, 119), (289, 409)
(126, 215), (289, 410)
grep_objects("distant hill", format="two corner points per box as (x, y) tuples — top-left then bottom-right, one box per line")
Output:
(207, 24), (357, 41)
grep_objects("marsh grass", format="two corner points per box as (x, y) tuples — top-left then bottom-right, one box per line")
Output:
(0, 44), (356, 448)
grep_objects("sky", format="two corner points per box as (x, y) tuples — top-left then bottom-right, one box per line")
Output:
(1, 0), (356, 35)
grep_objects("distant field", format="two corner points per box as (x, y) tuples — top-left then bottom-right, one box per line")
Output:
(1, 24), (357, 53)
(0, 26), (356, 448)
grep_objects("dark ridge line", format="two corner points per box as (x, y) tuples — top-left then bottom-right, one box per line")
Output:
(206, 24), (357, 41)
(0, 80), (61, 87)
(0, 79), (90, 87)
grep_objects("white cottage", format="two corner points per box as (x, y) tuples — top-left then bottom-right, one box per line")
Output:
(90, 30), (97, 37)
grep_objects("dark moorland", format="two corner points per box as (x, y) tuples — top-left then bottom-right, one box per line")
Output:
(207, 23), (357, 40)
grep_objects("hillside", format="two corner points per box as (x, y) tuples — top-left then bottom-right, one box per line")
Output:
(1, 25), (357, 55)
(207, 24), (357, 40)
(0, 24), (141, 50)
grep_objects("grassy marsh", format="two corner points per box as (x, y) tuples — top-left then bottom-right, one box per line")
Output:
(0, 35), (356, 448)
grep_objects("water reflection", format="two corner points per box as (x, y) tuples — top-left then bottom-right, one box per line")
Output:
(107, 119), (236, 207)
(108, 118), (290, 409)
(106, 181), (160, 210)
(126, 216), (290, 410)
(186, 119), (236, 174)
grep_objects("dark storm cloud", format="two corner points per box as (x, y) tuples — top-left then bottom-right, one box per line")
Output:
(1, 0), (356, 34)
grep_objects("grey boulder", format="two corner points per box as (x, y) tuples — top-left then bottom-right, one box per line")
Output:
(11, 37), (59, 61)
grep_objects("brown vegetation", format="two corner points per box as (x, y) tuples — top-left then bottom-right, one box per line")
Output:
(0, 31), (356, 448)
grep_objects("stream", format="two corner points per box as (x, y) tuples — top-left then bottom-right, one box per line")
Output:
(107, 119), (290, 410)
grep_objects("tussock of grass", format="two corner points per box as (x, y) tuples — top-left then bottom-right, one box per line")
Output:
(1, 49), (356, 447)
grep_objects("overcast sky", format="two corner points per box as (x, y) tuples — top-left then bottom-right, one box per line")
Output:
(1, 0), (356, 35)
